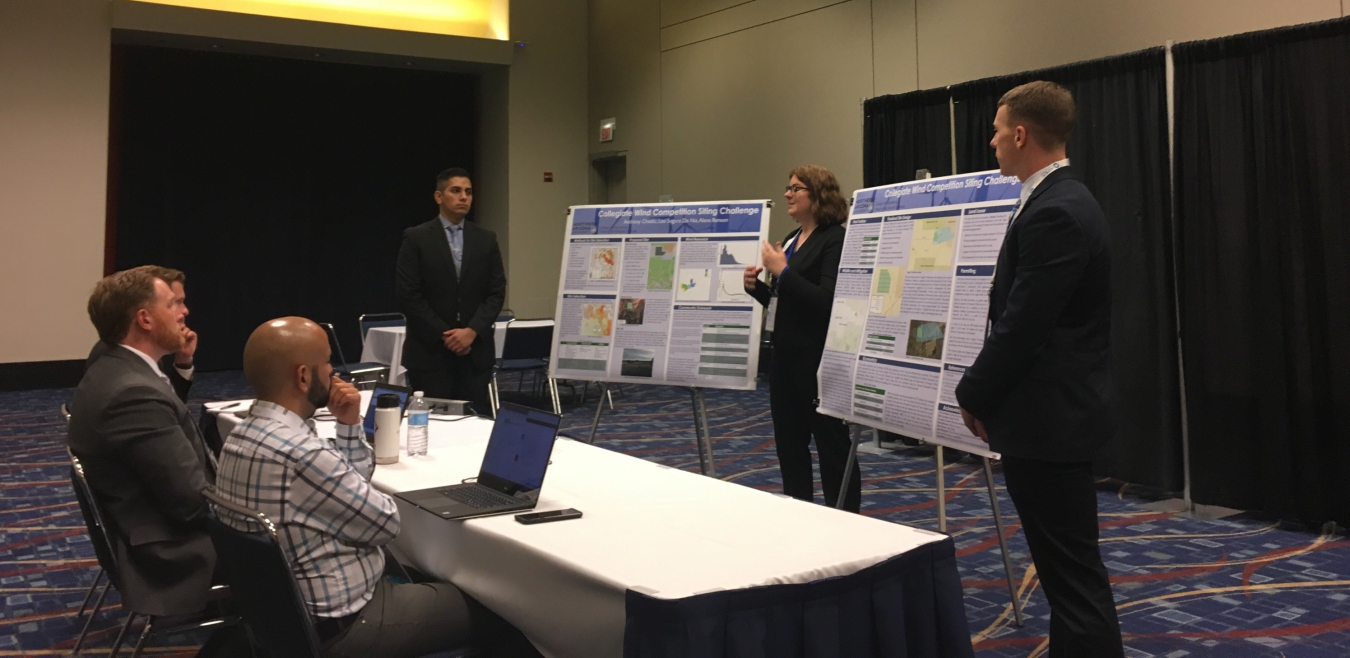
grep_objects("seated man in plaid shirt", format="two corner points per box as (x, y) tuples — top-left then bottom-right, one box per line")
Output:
(215, 317), (538, 658)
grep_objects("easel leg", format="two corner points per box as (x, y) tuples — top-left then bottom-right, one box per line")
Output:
(835, 424), (862, 510)
(936, 445), (947, 533)
(488, 374), (500, 418)
(548, 377), (562, 415)
(689, 387), (716, 477)
(587, 382), (609, 444)
(984, 456), (1025, 627)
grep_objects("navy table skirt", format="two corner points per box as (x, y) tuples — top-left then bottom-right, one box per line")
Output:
(623, 538), (973, 658)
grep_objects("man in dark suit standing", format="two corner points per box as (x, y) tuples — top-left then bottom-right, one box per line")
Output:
(68, 265), (218, 618)
(955, 81), (1123, 656)
(396, 168), (506, 413)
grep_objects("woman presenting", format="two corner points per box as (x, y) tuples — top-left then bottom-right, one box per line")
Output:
(744, 165), (860, 512)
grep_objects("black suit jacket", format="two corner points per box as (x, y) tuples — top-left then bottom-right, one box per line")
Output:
(395, 217), (507, 372)
(955, 168), (1112, 462)
(68, 342), (217, 615)
(749, 223), (845, 362)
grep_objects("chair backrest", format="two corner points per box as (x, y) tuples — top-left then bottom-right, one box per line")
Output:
(359, 313), (406, 341)
(202, 489), (323, 658)
(67, 449), (121, 585)
(500, 320), (555, 361)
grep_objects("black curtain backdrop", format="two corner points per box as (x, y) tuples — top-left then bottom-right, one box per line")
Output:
(947, 49), (1183, 491)
(1174, 19), (1350, 526)
(862, 87), (952, 188)
(112, 45), (477, 371)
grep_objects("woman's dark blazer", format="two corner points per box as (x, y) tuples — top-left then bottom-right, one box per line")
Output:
(749, 222), (845, 361)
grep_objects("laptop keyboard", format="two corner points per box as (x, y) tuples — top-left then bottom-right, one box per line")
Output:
(442, 486), (516, 509)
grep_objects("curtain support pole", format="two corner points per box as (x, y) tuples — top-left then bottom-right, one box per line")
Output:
(948, 88), (957, 175)
(1165, 40), (1195, 514)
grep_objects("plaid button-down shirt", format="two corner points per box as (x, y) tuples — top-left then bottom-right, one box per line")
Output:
(215, 401), (400, 618)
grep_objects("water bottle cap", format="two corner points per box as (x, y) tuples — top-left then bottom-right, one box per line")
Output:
(413, 391), (424, 398)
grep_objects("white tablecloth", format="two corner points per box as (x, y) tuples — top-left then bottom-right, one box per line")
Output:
(359, 320), (556, 386)
(209, 398), (948, 658)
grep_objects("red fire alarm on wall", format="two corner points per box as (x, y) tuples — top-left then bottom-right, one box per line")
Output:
(544, 172), (554, 182)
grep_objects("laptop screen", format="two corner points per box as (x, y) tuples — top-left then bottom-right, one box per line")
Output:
(479, 403), (560, 495)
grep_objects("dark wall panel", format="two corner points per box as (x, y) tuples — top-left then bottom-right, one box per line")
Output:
(113, 45), (478, 371)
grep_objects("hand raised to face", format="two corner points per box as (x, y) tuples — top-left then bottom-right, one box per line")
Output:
(327, 375), (363, 426)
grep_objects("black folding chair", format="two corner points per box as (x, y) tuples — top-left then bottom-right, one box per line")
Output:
(59, 405), (107, 636)
(202, 489), (475, 658)
(202, 489), (324, 657)
(67, 448), (117, 655)
(67, 449), (234, 657)
(317, 321), (386, 389)
(490, 320), (560, 416)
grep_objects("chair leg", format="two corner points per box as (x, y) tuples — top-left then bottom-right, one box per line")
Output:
(606, 388), (615, 410)
(76, 569), (103, 617)
(109, 612), (137, 658)
(130, 615), (156, 658)
(72, 579), (112, 655)
(549, 378), (562, 415)
(490, 374), (500, 417)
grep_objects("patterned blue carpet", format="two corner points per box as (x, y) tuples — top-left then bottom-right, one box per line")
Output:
(2, 371), (1349, 656)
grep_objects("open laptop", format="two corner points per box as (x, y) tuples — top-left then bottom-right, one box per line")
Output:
(394, 402), (562, 520)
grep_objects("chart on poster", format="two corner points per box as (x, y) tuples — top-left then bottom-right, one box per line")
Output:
(815, 171), (1022, 457)
(550, 201), (771, 391)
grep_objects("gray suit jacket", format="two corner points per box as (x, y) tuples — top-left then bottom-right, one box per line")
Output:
(67, 342), (217, 615)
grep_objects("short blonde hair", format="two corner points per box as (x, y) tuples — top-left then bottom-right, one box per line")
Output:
(999, 81), (1076, 149)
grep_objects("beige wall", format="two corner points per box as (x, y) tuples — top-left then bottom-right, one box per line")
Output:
(0, 0), (587, 366)
(504, 0), (589, 318)
(0, 0), (111, 364)
(591, 0), (1346, 239)
(914, 0), (1343, 87)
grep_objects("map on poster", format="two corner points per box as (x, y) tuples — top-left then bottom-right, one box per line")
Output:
(815, 171), (1022, 458)
(551, 201), (771, 390)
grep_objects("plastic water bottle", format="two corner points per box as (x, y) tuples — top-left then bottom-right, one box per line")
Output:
(407, 391), (429, 457)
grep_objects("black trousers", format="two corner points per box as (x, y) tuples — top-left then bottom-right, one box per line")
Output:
(768, 353), (861, 512)
(1001, 455), (1124, 658)
(406, 352), (493, 416)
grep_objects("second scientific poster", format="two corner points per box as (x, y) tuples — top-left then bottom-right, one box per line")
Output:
(815, 171), (1021, 457)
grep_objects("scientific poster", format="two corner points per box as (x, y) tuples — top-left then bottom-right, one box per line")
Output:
(551, 201), (771, 391)
(815, 171), (1021, 456)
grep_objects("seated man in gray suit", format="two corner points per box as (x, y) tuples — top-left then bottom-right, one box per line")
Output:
(67, 265), (218, 617)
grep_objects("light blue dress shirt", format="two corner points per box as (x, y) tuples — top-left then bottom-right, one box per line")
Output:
(439, 214), (464, 275)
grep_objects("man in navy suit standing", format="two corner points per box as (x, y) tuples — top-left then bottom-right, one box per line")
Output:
(395, 168), (506, 413)
(955, 81), (1124, 656)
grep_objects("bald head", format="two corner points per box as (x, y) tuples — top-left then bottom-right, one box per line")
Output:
(244, 317), (331, 401)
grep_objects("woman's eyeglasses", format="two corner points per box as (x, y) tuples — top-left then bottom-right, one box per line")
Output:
(785, 185), (808, 194)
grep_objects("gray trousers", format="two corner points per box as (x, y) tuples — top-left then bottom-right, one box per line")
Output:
(323, 578), (472, 658)
(323, 578), (543, 658)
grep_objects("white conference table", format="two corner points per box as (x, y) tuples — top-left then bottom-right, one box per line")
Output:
(360, 320), (555, 386)
(209, 397), (952, 658)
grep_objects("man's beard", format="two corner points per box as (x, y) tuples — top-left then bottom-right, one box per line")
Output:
(152, 321), (186, 354)
(306, 367), (331, 411)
